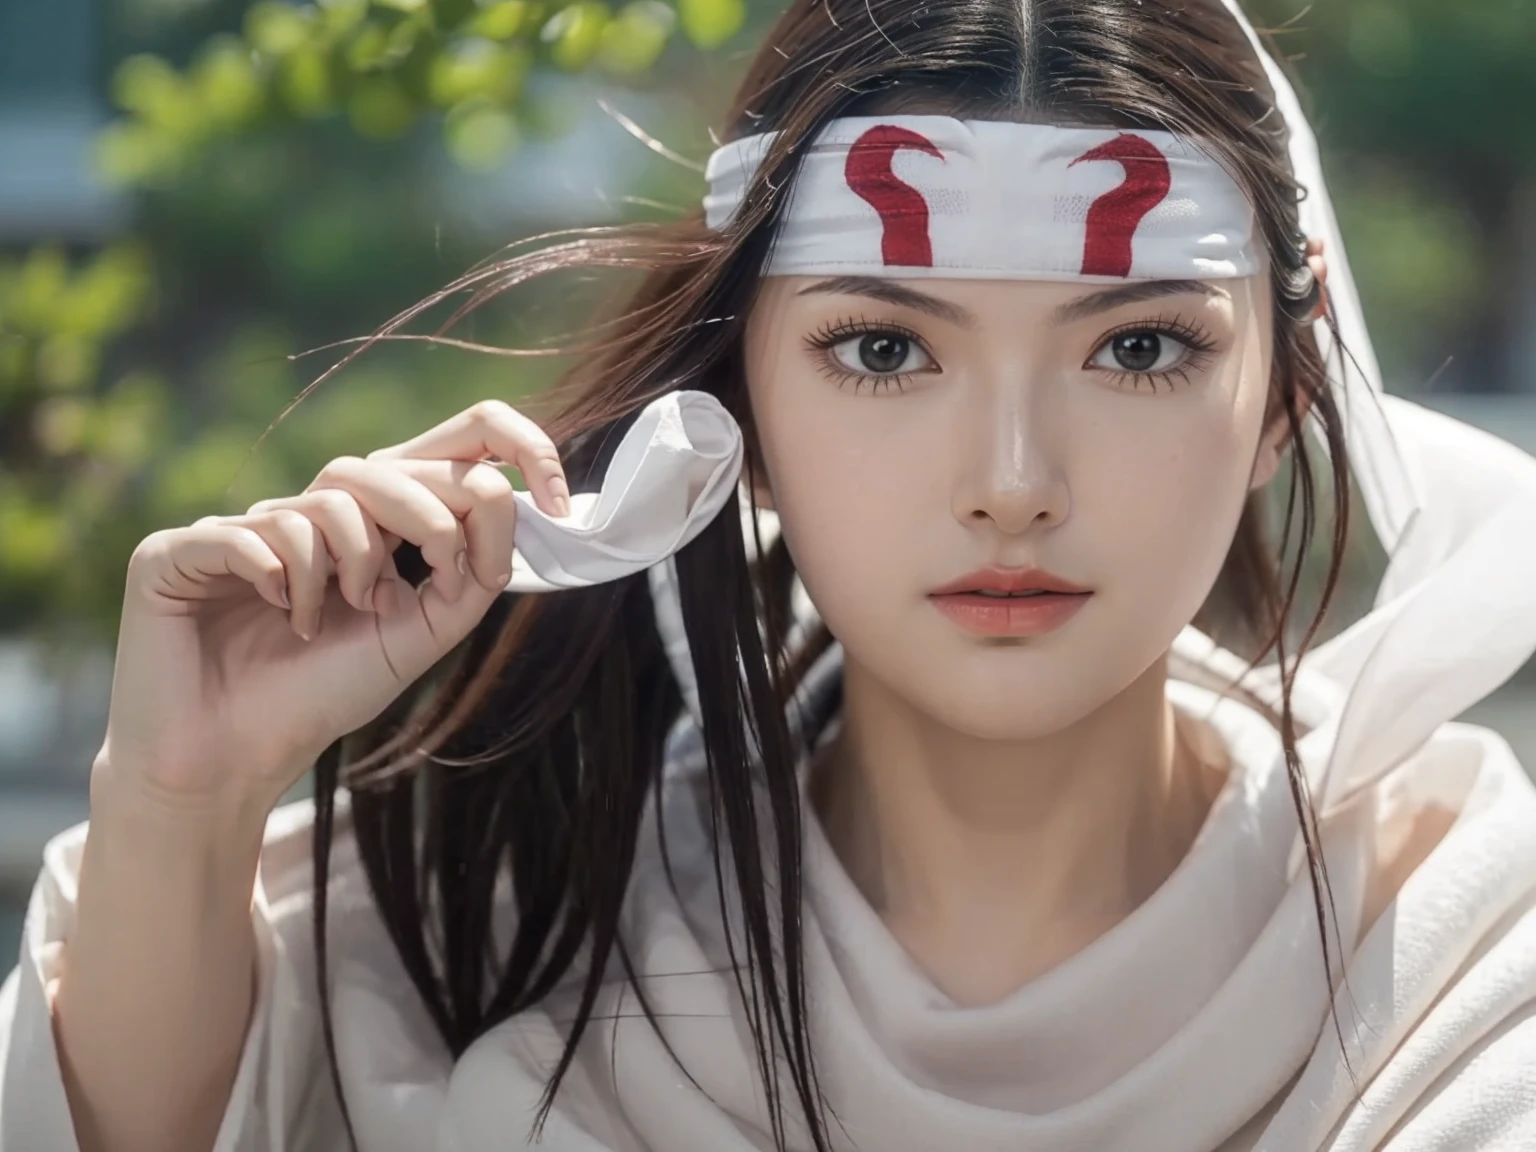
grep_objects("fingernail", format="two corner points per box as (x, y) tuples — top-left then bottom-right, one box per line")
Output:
(496, 572), (511, 590)
(554, 495), (571, 518)
(455, 550), (467, 575)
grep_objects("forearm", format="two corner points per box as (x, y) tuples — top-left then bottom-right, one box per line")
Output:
(50, 766), (270, 1152)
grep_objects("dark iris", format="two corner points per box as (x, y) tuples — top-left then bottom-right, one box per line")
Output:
(859, 333), (910, 374)
(1112, 332), (1163, 373)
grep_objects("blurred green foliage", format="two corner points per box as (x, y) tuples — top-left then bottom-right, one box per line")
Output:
(99, 0), (726, 181)
(1, 0), (744, 648)
(1249, 0), (1536, 388)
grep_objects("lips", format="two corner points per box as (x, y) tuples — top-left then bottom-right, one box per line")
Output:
(926, 567), (1093, 638)
(928, 567), (1092, 597)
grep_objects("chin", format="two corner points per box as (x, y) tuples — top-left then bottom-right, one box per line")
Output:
(912, 670), (1116, 742)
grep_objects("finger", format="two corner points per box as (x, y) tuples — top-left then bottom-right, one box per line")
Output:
(237, 509), (333, 640)
(150, 523), (292, 611)
(248, 489), (391, 616)
(366, 399), (571, 520)
(381, 457), (516, 593)
(303, 457), (469, 603)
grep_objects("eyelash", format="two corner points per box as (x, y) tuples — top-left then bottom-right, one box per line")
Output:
(803, 313), (1221, 394)
(1094, 314), (1220, 393)
(805, 315), (929, 395)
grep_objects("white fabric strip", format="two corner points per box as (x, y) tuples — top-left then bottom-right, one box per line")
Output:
(703, 118), (1262, 282)
(503, 390), (742, 593)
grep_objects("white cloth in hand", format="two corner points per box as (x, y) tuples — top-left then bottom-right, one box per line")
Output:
(504, 390), (744, 593)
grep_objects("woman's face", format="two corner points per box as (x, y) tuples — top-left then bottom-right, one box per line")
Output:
(744, 269), (1283, 739)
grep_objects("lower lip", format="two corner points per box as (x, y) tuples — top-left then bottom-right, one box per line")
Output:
(928, 592), (1092, 638)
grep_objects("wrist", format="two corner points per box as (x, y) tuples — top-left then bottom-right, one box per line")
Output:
(87, 754), (275, 860)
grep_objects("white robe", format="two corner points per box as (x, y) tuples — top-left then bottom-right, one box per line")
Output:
(5, 396), (1536, 1152)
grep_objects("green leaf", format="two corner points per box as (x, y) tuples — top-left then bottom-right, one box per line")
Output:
(320, 0), (370, 36)
(384, 14), (429, 57)
(190, 36), (266, 129)
(429, 39), (527, 105)
(244, 1), (317, 57)
(598, 0), (673, 74)
(87, 372), (170, 468)
(279, 46), (337, 115)
(111, 54), (182, 116)
(9, 247), (68, 333)
(467, 0), (529, 39)
(372, 0), (429, 12)
(152, 427), (267, 516)
(94, 121), (184, 186)
(0, 490), (67, 579)
(444, 97), (520, 167)
(111, 55), (200, 137)
(345, 22), (392, 69)
(344, 17), (422, 70)
(36, 335), (97, 392)
(677, 0), (742, 49)
(541, 2), (610, 70)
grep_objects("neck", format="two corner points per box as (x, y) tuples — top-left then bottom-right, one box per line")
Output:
(810, 652), (1228, 1005)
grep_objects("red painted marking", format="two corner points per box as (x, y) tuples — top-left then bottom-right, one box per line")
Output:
(844, 125), (945, 267)
(1070, 134), (1173, 277)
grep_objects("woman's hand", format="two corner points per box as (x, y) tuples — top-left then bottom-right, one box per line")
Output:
(95, 397), (570, 818)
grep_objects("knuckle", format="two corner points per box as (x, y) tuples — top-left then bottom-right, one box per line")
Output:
(306, 488), (355, 520)
(469, 397), (516, 423)
(267, 507), (312, 533)
(129, 529), (172, 568)
(525, 443), (563, 471)
(228, 523), (275, 558)
(313, 454), (366, 485)
(462, 462), (515, 502)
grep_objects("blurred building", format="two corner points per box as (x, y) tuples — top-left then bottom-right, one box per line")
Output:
(0, 0), (126, 242)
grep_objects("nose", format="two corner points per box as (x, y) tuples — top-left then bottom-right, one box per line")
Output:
(951, 384), (1070, 536)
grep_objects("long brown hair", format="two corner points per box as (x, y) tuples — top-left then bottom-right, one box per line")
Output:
(298, 0), (1355, 1146)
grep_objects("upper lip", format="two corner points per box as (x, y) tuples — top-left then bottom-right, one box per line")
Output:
(929, 566), (1093, 596)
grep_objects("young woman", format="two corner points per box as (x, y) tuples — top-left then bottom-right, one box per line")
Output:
(5, 0), (1536, 1149)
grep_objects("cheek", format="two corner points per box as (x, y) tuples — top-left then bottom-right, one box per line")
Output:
(750, 377), (929, 599)
(1079, 358), (1270, 604)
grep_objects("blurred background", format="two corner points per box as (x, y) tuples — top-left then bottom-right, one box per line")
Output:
(1, 0), (1534, 960)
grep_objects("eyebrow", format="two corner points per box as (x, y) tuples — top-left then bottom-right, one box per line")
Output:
(1050, 279), (1228, 325)
(796, 276), (976, 326)
(794, 275), (1226, 328)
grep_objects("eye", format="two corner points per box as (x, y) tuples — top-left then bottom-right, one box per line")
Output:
(1085, 319), (1219, 390)
(1090, 330), (1188, 375)
(830, 331), (933, 377)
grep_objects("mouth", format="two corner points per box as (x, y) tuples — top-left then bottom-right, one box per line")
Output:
(927, 568), (1093, 638)
(928, 566), (1093, 598)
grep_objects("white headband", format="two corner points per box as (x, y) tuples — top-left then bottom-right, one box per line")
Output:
(703, 118), (1261, 282)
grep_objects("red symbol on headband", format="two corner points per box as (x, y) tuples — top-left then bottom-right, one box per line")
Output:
(844, 125), (944, 267)
(1070, 134), (1172, 277)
